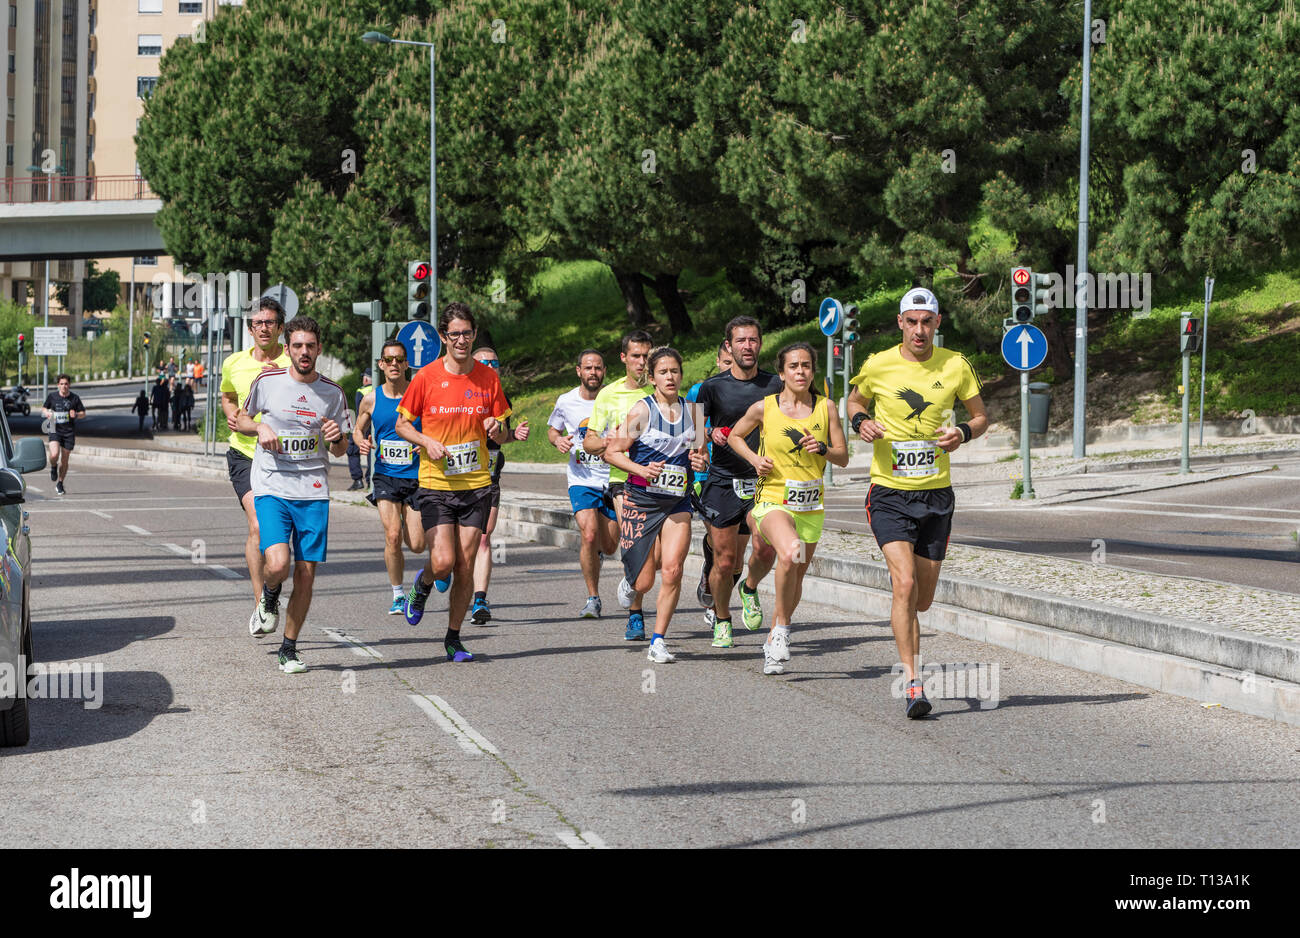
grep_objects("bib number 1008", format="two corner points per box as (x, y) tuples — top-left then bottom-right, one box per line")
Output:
(278, 434), (319, 460)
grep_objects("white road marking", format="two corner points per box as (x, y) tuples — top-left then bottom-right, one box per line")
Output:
(35, 506), (240, 513)
(208, 564), (242, 580)
(1266, 475), (1300, 480)
(162, 543), (191, 557)
(124, 524), (153, 536)
(556, 831), (608, 849)
(1110, 553), (1192, 566)
(89, 510), (112, 519)
(962, 505), (1299, 525)
(407, 695), (481, 755)
(319, 626), (383, 659)
(430, 695), (500, 754)
(26, 485), (42, 493)
(1110, 498), (1300, 516)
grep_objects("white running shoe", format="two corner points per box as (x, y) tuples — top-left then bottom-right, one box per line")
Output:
(249, 597), (279, 636)
(704, 607), (716, 629)
(768, 627), (791, 661)
(762, 641), (785, 675)
(579, 596), (602, 619)
(646, 638), (676, 663)
(618, 577), (636, 609)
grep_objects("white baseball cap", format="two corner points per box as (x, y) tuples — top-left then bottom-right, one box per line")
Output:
(900, 287), (939, 316)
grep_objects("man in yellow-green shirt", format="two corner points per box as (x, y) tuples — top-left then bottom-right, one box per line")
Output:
(847, 286), (988, 720)
(220, 297), (292, 628)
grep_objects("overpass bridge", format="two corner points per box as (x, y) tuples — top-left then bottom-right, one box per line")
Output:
(0, 175), (165, 261)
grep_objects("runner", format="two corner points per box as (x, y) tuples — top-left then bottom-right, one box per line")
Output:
(846, 286), (987, 718)
(684, 340), (732, 496)
(347, 368), (374, 491)
(42, 375), (85, 496)
(547, 349), (619, 618)
(726, 342), (848, 674)
(581, 329), (655, 638)
(468, 346), (529, 625)
(693, 316), (782, 648)
(395, 303), (511, 663)
(602, 347), (708, 661)
(234, 315), (350, 673)
(220, 297), (291, 632)
(353, 339), (427, 614)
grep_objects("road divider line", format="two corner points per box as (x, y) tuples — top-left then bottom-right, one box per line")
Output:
(89, 509), (112, 519)
(124, 524), (152, 536)
(26, 485), (42, 493)
(407, 695), (481, 754)
(556, 831), (608, 849)
(430, 695), (500, 755)
(161, 542), (191, 557)
(319, 626), (383, 659)
(1112, 497), (1300, 515)
(207, 564), (242, 580)
(963, 504), (1300, 524)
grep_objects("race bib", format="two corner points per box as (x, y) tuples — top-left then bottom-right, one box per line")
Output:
(378, 438), (413, 465)
(782, 478), (823, 512)
(732, 477), (756, 500)
(576, 447), (604, 467)
(444, 441), (482, 476)
(891, 440), (939, 478)
(648, 464), (687, 498)
(54, 411), (70, 424)
(277, 430), (320, 461)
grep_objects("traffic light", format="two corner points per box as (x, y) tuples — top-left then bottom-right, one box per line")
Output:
(16, 333), (23, 356)
(832, 342), (844, 375)
(1031, 273), (1053, 319)
(143, 331), (151, 350)
(1179, 314), (1201, 354)
(841, 303), (860, 342)
(1011, 267), (1032, 323)
(408, 261), (431, 320)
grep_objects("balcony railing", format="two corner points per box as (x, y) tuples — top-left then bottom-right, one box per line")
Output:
(1, 174), (157, 204)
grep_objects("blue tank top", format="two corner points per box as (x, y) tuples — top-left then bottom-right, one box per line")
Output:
(628, 395), (694, 495)
(371, 385), (420, 479)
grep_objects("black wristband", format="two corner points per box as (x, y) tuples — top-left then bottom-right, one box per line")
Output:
(957, 422), (972, 443)
(851, 412), (867, 434)
(815, 441), (828, 456)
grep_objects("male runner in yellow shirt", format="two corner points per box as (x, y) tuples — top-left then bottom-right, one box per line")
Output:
(847, 287), (988, 719)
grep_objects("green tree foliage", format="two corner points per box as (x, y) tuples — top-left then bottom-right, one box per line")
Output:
(55, 261), (121, 315)
(0, 299), (38, 384)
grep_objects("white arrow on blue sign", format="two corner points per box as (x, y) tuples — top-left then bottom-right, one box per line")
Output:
(818, 297), (843, 337)
(1001, 323), (1048, 372)
(395, 321), (442, 370)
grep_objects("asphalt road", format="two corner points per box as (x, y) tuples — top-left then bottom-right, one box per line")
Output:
(2, 467), (1296, 847)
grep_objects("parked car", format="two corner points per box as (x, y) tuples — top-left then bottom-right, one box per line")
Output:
(0, 410), (44, 746)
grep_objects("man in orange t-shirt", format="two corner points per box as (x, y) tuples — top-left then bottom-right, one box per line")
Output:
(395, 302), (510, 661)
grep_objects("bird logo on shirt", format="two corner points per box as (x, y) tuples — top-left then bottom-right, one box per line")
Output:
(895, 387), (932, 421)
(783, 426), (807, 456)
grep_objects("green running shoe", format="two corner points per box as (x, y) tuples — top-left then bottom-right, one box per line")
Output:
(739, 584), (763, 631)
(711, 617), (734, 648)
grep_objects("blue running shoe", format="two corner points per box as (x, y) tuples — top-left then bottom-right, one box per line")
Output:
(434, 576), (451, 593)
(405, 578), (432, 626)
(625, 611), (646, 641)
(470, 597), (492, 624)
(388, 597), (405, 616)
(905, 681), (932, 719)
(446, 635), (474, 662)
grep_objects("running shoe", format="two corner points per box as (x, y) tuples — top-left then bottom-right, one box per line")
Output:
(55, 481), (66, 496)
(278, 648), (307, 674)
(388, 596), (405, 615)
(617, 576), (636, 609)
(579, 596), (602, 619)
(624, 611), (646, 641)
(905, 681), (932, 719)
(762, 640), (784, 675)
(711, 617), (734, 648)
(647, 637), (676, 663)
(446, 635), (475, 662)
(404, 578), (432, 626)
(434, 575), (451, 593)
(470, 597), (492, 624)
(767, 627), (791, 661)
(739, 584), (763, 631)
(697, 536), (714, 606)
(249, 596), (279, 636)
(704, 607), (716, 629)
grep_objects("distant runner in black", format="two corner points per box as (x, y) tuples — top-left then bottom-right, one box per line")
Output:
(42, 374), (85, 496)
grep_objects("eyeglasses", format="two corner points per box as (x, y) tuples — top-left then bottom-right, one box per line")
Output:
(478, 359), (499, 369)
(379, 356), (407, 365)
(249, 319), (280, 329)
(444, 329), (475, 341)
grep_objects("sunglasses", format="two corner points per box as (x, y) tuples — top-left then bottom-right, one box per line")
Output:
(478, 359), (500, 369)
(379, 356), (407, 365)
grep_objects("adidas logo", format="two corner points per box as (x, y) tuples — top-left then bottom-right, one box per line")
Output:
(931, 381), (944, 389)
(296, 395), (308, 402)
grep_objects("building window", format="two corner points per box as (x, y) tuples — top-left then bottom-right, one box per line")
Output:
(179, 1), (202, 12)
(139, 0), (163, 13)
(5, 145), (12, 167)
(135, 256), (158, 266)
(137, 76), (159, 98)
(138, 34), (163, 56)
(8, 5), (15, 28)
(7, 53), (12, 74)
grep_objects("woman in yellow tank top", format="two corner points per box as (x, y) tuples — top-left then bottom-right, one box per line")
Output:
(728, 342), (848, 675)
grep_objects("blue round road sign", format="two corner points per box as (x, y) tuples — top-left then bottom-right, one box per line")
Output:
(395, 320), (442, 370)
(818, 298), (843, 337)
(1001, 323), (1048, 372)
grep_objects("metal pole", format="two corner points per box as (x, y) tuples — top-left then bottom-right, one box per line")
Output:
(128, 260), (135, 379)
(1021, 371), (1035, 498)
(429, 44), (438, 316)
(42, 258), (49, 403)
(825, 333), (834, 485)
(1072, 0), (1092, 459)
(1181, 350), (1191, 474)
(1198, 277), (1214, 445)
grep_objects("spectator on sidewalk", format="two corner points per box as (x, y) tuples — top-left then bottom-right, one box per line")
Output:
(169, 376), (183, 430)
(131, 389), (150, 434)
(182, 379), (196, 430)
(150, 377), (170, 430)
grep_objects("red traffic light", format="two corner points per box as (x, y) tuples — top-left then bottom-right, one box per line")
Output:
(17, 333), (23, 341)
(1012, 267), (1030, 286)
(1184, 319), (1196, 333)
(412, 262), (430, 281)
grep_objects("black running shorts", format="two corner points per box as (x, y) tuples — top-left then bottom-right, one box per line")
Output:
(227, 449), (252, 503)
(608, 481), (625, 500)
(417, 486), (493, 532)
(47, 431), (75, 452)
(865, 483), (955, 561)
(371, 473), (420, 508)
(695, 473), (754, 533)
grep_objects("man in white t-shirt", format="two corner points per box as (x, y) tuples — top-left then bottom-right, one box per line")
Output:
(547, 349), (619, 619)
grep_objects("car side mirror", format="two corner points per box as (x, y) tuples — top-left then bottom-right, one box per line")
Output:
(12, 436), (46, 474)
(0, 467), (23, 505)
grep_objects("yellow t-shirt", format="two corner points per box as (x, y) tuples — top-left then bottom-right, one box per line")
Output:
(754, 393), (830, 512)
(849, 345), (981, 490)
(588, 378), (651, 484)
(221, 347), (291, 458)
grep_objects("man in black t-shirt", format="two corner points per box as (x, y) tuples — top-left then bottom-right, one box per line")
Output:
(693, 316), (783, 647)
(43, 374), (86, 496)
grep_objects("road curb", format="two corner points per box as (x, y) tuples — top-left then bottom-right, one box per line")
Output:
(494, 499), (1299, 728)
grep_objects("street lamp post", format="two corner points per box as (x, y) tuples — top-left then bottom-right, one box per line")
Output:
(362, 30), (437, 315)
(27, 163), (65, 403)
(1072, 0), (1092, 458)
